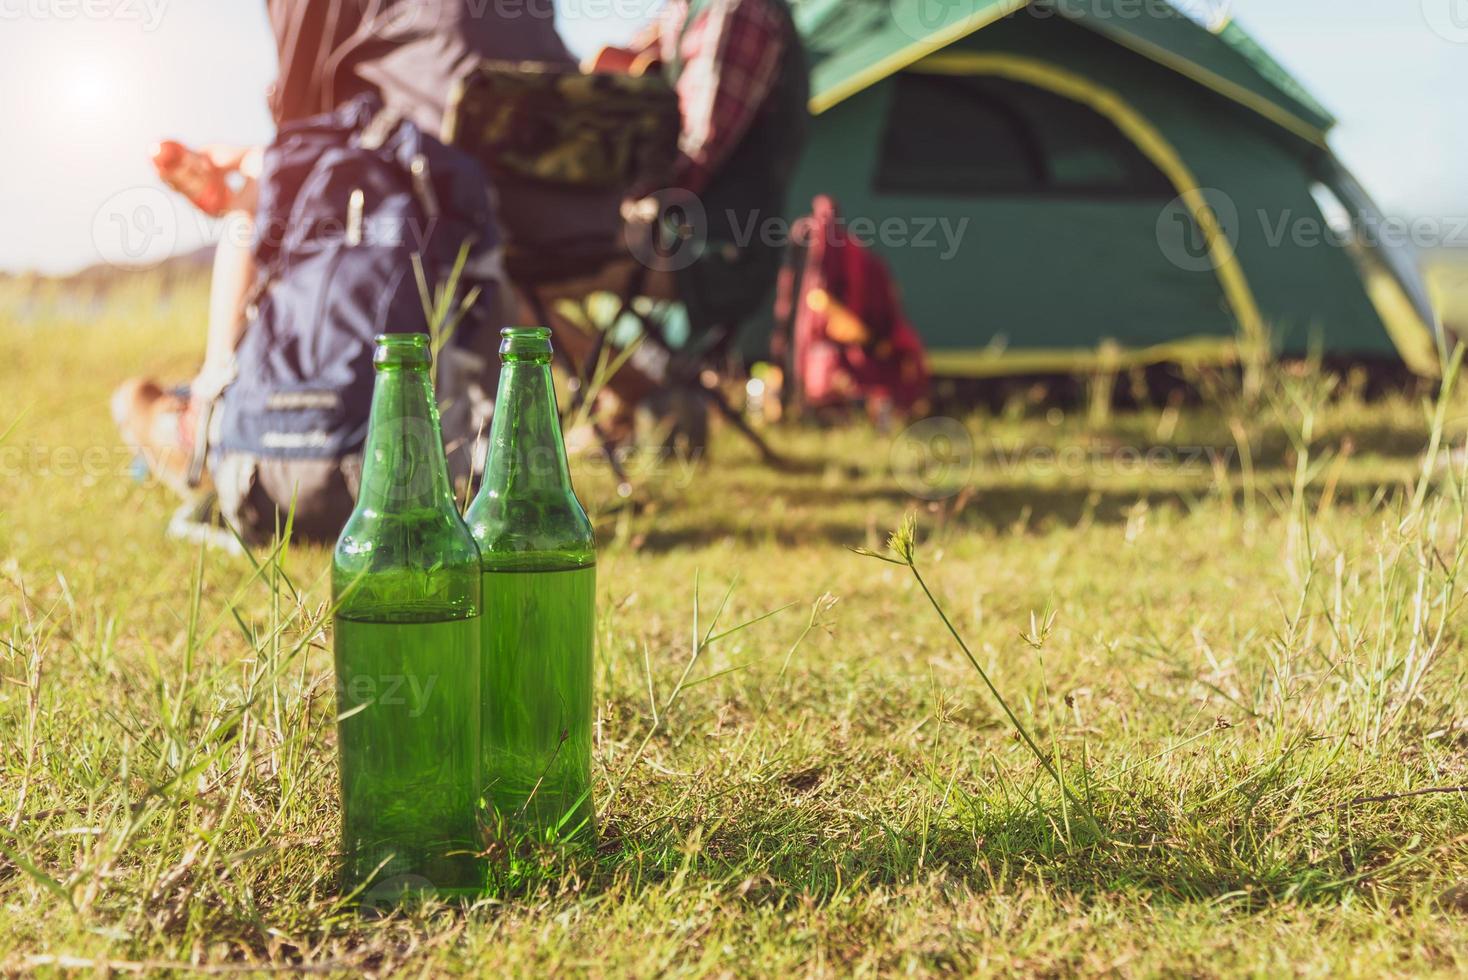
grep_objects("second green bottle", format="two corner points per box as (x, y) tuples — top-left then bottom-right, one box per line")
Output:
(466, 327), (597, 843)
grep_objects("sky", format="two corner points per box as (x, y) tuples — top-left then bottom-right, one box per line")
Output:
(0, 0), (1463, 275)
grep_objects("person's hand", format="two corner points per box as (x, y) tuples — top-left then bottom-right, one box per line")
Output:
(584, 45), (635, 74)
(189, 367), (229, 407)
(199, 144), (263, 180)
(199, 144), (262, 215)
(620, 195), (662, 225)
(585, 45), (662, 76)
(152, 142), (262, 216)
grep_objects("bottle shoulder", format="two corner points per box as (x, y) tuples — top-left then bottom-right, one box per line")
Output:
(465, 489), (595, 568)
(334, 506), (482, 577)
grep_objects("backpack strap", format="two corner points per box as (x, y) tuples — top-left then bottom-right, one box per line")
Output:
(358, 106), (402, 151)
(359, 107), (442, 225)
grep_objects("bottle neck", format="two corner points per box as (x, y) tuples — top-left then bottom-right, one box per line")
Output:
(482, 356), (574, 498)
(355, 362), (457, 514)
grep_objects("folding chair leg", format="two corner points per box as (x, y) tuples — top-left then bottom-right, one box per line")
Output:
(594, 422), (632, 493)
(569, 326), (609, 417)
(701, 379), (789, 469)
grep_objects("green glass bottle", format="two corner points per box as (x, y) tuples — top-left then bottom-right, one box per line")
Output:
(466, 327), (597, 844)
(332, 333), (484, 903)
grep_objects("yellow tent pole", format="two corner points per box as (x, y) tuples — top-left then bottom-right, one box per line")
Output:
(1078, 26), (1330, 148)
(1363, 268), (1442, 378)
(806, 6), (1331, 151)
(914, 51), (1269, 361)
(808, 0), (1029, 115)
(928, 336), (1239, 378)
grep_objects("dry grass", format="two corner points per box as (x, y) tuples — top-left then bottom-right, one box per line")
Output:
(1, 279), (1466, 976)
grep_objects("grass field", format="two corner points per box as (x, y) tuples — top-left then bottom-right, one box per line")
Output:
(2, 276), (1467, 976)
(1429, 251), (1468, 334)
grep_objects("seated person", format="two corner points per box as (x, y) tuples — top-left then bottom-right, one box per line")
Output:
(113, 0), (573, 543)
(601, 0), (809, 336)
(553, 0), (809, 439)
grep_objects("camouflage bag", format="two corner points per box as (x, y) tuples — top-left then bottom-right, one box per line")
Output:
(445, 61), (680, 191)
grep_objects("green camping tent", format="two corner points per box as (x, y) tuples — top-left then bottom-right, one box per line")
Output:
(774, 0), (1441, 376)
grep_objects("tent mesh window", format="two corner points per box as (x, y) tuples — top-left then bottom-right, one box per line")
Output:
(874, 72), (1175, 199)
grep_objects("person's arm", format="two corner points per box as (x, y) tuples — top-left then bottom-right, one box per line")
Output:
(202, 144), (264, 214)
(194, 219), (257, 402)
(585, 16), (665, 74)
(194, 145), (265, 401)
(669, 0), (785, 196)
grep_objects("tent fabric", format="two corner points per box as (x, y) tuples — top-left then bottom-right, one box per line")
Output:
(1212, 20), (1336, 129)
(798, 0), (1334, 141)
(873, 72), (1177, 198)
(1315, 155), (1441, 374)
(758, 4), (1442, 374)
(887, 39), (1268, 357)
(798, 0), (1028, 112)
(1052, 1), (1335, 141)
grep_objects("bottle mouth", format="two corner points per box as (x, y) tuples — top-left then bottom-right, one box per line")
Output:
(500, 326), (554, 361)
(374, 332), (432, 368)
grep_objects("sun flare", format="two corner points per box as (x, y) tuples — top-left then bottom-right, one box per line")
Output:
(61, 62), (112, 114)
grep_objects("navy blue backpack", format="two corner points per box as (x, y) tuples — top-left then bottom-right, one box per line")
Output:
(218, 94), (501, 460)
